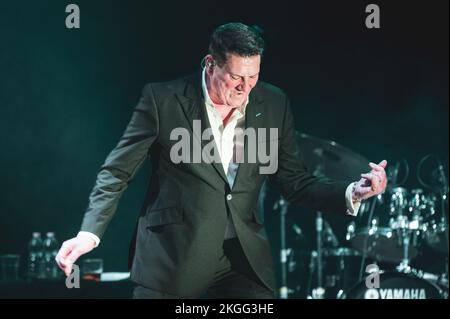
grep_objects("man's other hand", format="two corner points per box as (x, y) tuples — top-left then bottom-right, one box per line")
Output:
(353, 160), (388, 202)
(55, 234), (96, 277)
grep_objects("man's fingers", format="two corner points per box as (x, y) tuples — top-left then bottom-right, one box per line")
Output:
(356, 161), (388, 200)
(55, 240), (82, 276)
(357, 186), (372, 194)
(361, 173), (376, 181)
(369, 160), (387, 171)
(55, 256), (72, 276)
(369, 162), (383, 172)
(358, 177), (371, 187)
(354, 186), (373, 200)
(55, 244), (71, 261)
(55, 256), (64, 269)
(60, 253), (78, 277)
(55, 237), (95, 276)
(361, 173), (383, 190)
(63, 261), (73, 277)
(363, 170), (386, 182)
(65, 249), (82, 269)
(55, 241), (75, 269)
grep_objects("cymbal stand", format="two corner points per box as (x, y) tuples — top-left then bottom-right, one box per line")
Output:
(275, 197), (290, 299)
(311, 211), (325, 299)
(396, 226), (412, 273)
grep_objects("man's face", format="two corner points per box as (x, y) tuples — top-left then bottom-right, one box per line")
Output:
(207, 53), (260, 108)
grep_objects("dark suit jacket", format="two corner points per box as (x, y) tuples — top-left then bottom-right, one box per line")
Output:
(80, 71), (349, 297)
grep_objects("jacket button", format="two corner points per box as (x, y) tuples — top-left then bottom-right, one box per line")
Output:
(226, 194), (233, 201)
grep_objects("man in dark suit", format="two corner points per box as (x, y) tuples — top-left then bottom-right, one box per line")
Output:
(55, 22), (387, 298)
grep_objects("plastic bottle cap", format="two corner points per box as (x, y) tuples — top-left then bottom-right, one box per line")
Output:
(46, 232), (55, 237)
(32, 232), (41, 238)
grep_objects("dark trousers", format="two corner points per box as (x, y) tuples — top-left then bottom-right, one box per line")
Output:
(133, 238), (275, 299)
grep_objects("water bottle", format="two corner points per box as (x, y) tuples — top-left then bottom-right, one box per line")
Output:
(27, 232), (45, 280)
(43, 232), (60, 280)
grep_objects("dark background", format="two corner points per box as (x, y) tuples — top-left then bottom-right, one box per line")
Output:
(0, 0), (448, 291)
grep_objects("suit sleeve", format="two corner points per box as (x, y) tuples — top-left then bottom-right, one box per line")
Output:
(79, 84), (159, 238)
(270, 95), (349, 214)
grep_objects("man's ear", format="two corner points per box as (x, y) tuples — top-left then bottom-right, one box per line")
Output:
(205, 55), (215, 74)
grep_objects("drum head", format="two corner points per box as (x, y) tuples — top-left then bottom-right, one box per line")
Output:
(343, 272), (443, 299)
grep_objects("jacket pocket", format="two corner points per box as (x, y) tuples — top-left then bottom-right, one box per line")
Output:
(145, 206), (183, 227)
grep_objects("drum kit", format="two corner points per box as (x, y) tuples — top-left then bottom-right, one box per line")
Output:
(276, 133), (449, 299)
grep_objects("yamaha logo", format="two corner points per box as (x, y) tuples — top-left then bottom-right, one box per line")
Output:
(365, 288), (427, 299)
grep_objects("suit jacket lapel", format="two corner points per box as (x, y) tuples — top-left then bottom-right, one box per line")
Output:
(175, 72), (229, 184)
(232, 88), (265, 189)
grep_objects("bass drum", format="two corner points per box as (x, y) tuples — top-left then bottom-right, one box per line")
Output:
(342, 272), (444, 299)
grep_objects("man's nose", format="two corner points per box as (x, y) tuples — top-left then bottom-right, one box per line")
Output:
(237, 79), (252, 93)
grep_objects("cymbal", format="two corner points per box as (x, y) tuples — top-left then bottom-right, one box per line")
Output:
(296, 132), (370, 181)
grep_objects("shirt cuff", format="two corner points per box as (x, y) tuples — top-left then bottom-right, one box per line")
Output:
(345, 182), (361, 216)
(77, 231), (100, 248)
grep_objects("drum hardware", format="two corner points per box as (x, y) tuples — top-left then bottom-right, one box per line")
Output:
(311, 211), (328, 299)
(310, 287), (325, 299)
(417, 154), (449, 255)
(274, 196), (290, 299)
(408, 267), (449, 290)
(288, 249), (317, 298)
(300, 210), (329, 299)
(355, 195), (378, 282)
(327, 247), (367, 296)
(290, 247), (365, 299)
